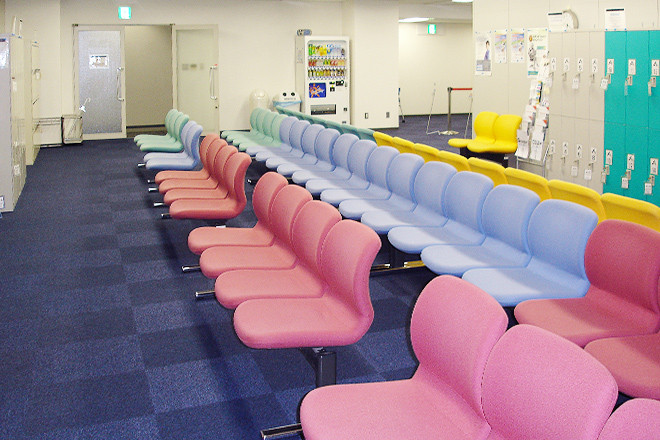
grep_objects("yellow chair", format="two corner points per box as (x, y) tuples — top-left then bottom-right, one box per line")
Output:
(413, 143), (443, 162)
(504, 168), (552, 201)
(548, 180), (607, 222)
(601, 193), (660, 232)
(468, 114), (522, 154)
(436, 150), (471, 172)
(392, 137), (416, 155)
(467, 157), (508, 186)
(448, 111), (499, 151)
(373, 131), (395, 148)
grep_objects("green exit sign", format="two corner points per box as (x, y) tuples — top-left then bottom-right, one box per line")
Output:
(118, 6), (132, 20)
(427, 23), (437, 34)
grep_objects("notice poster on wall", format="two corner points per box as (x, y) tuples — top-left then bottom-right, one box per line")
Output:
(509, 29), (525, 64)
(526, 28), (548, 78)
(475, 32), (492, 76)
(492, 30), (507, 64)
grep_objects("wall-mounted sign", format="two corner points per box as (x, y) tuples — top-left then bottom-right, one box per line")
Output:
(89, 54), (109, 69)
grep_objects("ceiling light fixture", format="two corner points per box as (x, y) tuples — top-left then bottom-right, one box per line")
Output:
(399, 17), (430, 23)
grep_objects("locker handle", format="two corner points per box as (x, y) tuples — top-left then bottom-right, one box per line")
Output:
(116, 67), (125, 102)
(209, 65), (218, 101)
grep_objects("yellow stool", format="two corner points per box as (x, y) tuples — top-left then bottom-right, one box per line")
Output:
(504, 168), (552, 201)
(548, 180), (607, 222)
(601, 193), (660, 232)
(468, 114), (521, 155)
(467, 157), (508, 186)
(448, 111), (498, 152)
(373, 131), (395, 148)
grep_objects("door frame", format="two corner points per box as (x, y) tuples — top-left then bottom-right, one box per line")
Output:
(171, 25), (219, 134)
(73, 24), (127, 140)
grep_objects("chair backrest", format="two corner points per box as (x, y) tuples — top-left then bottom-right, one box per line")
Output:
(324, 119), (343, 132)
(385, 153), (425, 202)
(259, 111), (276, 136)
(482, 324), (617, 440)
(549, 179), (607, 222)
(252, 172), (289, 226)
(410, 275), (508, 419)
(356, 127), (375, 141)
(585, 219), (660, 319)
(364, 146), (399, 189)
(492, 114), (522, 152)
(269, 184), (313, 245)
(392, 137), (416, 154)
(481, 184), (539, 256)
(503, 167), (552, 201)
(412, 161), (457, 213)
(473, 111), (499, 144)
(313, 128), (341, 164)
(527, 199), (598, 279)
(253, 109), (268, 134)
(373, 131), (394, 147)
(223, 152), (252, 211)
(211, 144), (237, 185)
(437, 150), (471, 172)
(467, 157), (508, 186)
(278, 116), (299, 143)
(288, 120), (311, 151)
(597, 398), (660, 440)
(346, 139), (377, 176)
(179, 122), (193, 155)
(300, 124), (325, 155)
(443, 171), (494, 231)
(204, 139), (225, 173)
(269, 114), (287, 142)
(340, 124), (359, 137)
(248, 108), (261, 130)
(168, 111), (183, 137)
(292, 200), (342, 275)
(175, 113), (190, 141)
(331, 134), (360, 170)
(164, 109), (177, 134)
(413, 143), (442, 162)
(320, 220), (381, 344)
(601, 192), (660, 232)
(199, 134), (220, 170)
(187, 123), (203, 164)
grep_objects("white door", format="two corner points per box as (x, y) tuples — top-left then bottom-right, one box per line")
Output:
(172, 26), (219, 134)
(74, 25), (126, 139)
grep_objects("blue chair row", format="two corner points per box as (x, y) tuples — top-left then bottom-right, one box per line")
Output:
(141, 120), (203, 171)
(275, 105), (375, 142)
(222, 108), (287, 151)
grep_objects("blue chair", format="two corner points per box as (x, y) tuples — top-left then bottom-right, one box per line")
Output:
(305, 140), (376, 196)
(462, 199), (598, 306)
(237, 112), (286, 152)
(277, 129), (340, 177)
(252, 120), (310, 162)
(387, 172), (493, 254)
(265, 124), (325, 170)
(359, 161), (457, 234)
(320, 146), (399, 206)
(143, 121), (194, 162)
(222, 108), (263, 142)
(144, 121), (203, 171)
(338, 153), (424, 220)
(421, 185), (540, 276)
(291, 134), (359, 185)
(244, 116), (298, 157)
(234, 110), (276, 147)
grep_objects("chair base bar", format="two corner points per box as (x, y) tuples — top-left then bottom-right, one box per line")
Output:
(146, 179), (155, 184)
(260, 423), (302, 440)
(161, 213), (172, 219)
(195, 289), (215, 299)
(370, 260), (425, 274)
(300, 347), (336, 388)
(137, 163), (146, 168)
(147, 187), (159, 193)
(153, 202), (166, 208)
(182, 264), (201, 273)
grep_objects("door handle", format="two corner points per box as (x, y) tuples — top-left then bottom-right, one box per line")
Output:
(116, 67), (125, 102)
(209, 65), (218, 100)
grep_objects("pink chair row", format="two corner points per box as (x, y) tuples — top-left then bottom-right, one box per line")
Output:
(515, 219), (660, 399)
(300, 275), (660, 440)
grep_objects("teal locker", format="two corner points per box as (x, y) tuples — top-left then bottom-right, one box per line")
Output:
(605, 31), (626, 124)
(603, 122), (626, 195)
(625, 31), (649, 128)
(648, 129), (660, 206)
(649, 31), (660, 130)
(625, 126), (649, 200)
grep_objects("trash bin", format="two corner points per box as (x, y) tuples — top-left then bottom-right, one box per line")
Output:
(61, 113), (83, 144)
(273, 91), (302, 112)
(249, 89), (270, 114)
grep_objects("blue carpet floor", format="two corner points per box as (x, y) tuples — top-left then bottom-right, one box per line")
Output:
(0, 137), (438, 439)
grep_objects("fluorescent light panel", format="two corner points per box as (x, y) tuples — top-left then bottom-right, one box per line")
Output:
(399, 17), (430, 23)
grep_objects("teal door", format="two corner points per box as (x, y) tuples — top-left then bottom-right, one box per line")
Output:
(605, 32), (626, 124)
(625, 31), (649, 128)
(603, 122), (626, 195)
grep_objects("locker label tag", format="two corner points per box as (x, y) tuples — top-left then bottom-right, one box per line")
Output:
(607, 59), (614, 74)
(600, 78), (609, 90)
(627, 154), (635, 171)
(577, 58), (584, 73)
(621, 177), (629, 189)
(645, 182), (653, 196)
(652, 59), (660, 77)
(650, 158), (659, 175)
(605, 150), (613, 166)
(628, 59), (636, 76)
(591, 58), (598, 74)
(584, 169), (592, 181)
(572, 76), (580, 89)
(571, 165), (579, 177)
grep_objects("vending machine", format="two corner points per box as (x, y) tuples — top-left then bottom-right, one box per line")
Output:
(295, 34), (350, 124)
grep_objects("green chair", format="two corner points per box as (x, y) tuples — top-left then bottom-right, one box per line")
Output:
(139, 112), (189, 153)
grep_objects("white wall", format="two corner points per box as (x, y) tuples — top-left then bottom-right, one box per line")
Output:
(0, 0), (5, 33)
(398, 22), (473, 116)
(124, 25), (172, 127)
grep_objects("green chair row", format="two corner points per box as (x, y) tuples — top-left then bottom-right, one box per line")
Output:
(275, 106), (375, 142)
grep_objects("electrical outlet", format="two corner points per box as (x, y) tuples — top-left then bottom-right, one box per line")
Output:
(386, 111), (390, 118)
(364, 113), (369, 119)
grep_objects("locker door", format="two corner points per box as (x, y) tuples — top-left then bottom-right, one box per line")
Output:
(604, 31), (626, 124)
(603, 122), (626, 195)
(649, 31), (660, 130)
(625, 31), (649, 128)
(548, 32), (563, 120)
(625, 126), (649, 200)
(574, 33), (590, 120)
(589, 32), (605, 122)
(561, 33), (576, 118)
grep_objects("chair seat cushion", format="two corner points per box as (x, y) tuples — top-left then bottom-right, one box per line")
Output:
(145, 157), (195, 171)
(169, 198), (243, 220)
(199, 241), (296, 278)
(585, 333), (660, 399)
(140, 142), (182, 153)
(320, 186), (391, 207)
(339, 198), (415, 220)
(187, 224), (274, 255)
(306, 177), (368, 196)
(277, 160), (333, 178)
(158, 177), (217, 193)
(462, 267), (590, 307)
(300, 379), (490, 440)
(163, 186), (227, 205)
(155, 169), (208, 184)
(388, 223), (484, 254)
(292, 168), (350, 185)
(447, 138), (469, 148)
(514, 290), (660, 347)
(215, 264), (325, 309)
(421, 242), (529, 277)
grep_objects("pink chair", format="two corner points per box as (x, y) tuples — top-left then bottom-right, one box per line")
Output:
(598, 398), (660, 439)
(166, 152), (251, 220)
(186, 172), (288, 255)
(198, 184), (312, 278)
(156, 138), (226, 193)
(154, 133), (221, 184)
(235, 219), (381, 439)
(515, 220), (660, 347)
(585, 333), (660, 399)
(300, 275), (508, 440)
(162, 143), (237, 205)
(214, 200), (341, 309)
